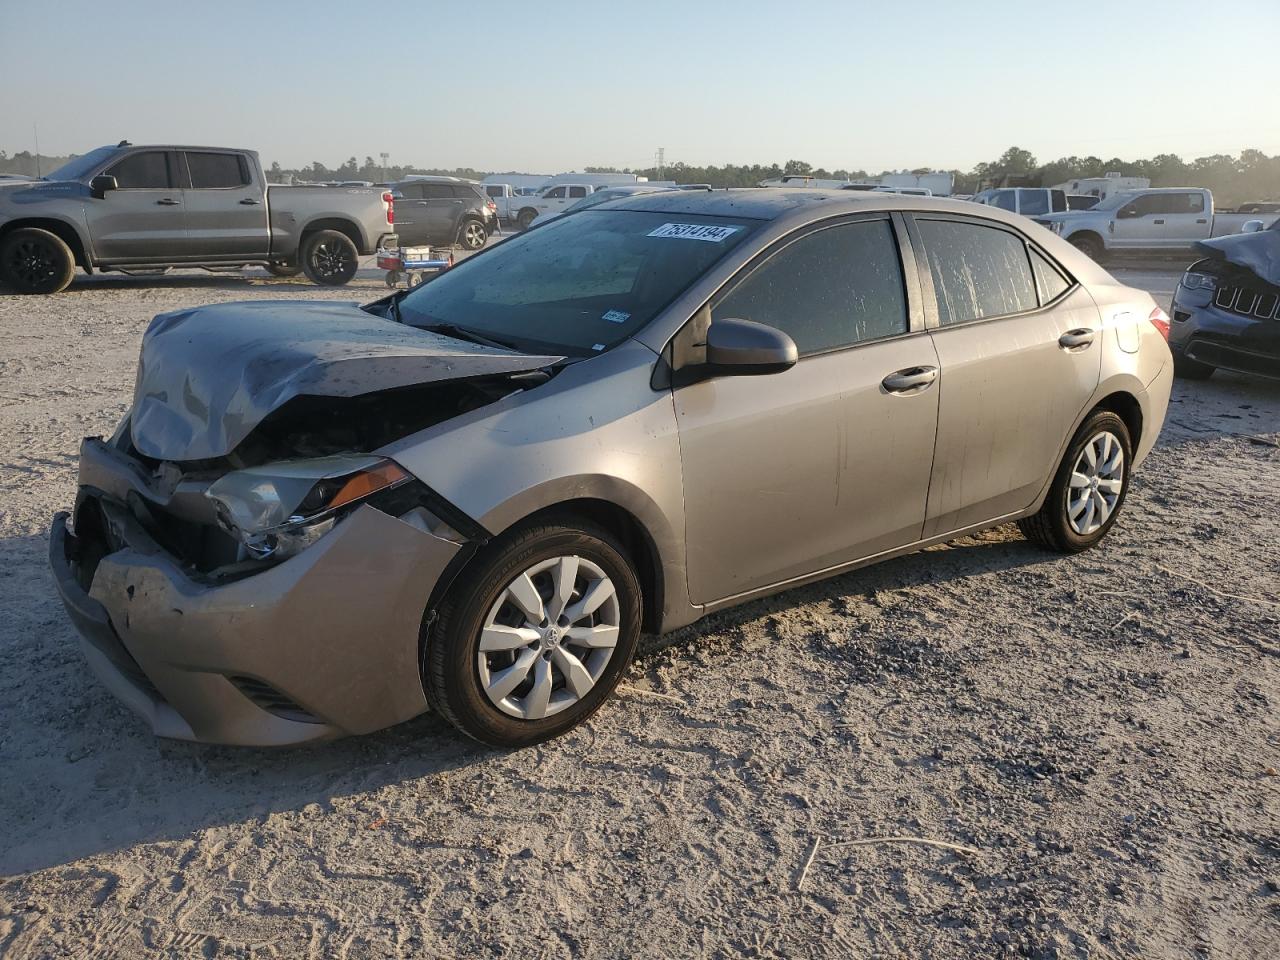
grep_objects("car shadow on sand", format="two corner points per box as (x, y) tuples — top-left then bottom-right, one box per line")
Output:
(3, 370), (1277, 877)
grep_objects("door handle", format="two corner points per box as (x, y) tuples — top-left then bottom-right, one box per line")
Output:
(1059, 328), (1095, 349)
(1195, 218), (1207, 224)
(881, 366), (937, 393)
(1153, 218), (1165, 224)
(239, 198), (261, 205)
(155, 198), (180, 205)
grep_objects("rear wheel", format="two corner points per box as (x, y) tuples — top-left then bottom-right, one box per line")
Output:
(0, 227), (76, 294)
(300, 230), (358, 286)
(1173, 352), (1214, 380)
(1019, 410), (1132, 553)
(1069, 234), (1104, 261)
(425, 518), (642, 748)
(264, 260), (301, 278)
(458, 218), (487, 250)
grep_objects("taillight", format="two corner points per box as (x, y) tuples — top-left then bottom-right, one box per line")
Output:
(1148, 306), (1171, 341)
(487, 200), (497, 211)
(382, 190), (394, 225)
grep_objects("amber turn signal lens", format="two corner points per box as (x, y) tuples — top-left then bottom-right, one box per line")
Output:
(327, 461), (411, 510)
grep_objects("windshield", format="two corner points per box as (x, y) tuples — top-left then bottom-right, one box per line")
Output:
(1091, 193), (1132, 212)
(397, 209), (761, 356)
(45, 146), (120, 181)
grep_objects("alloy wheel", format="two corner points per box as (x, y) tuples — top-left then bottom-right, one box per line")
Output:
(1067, 431), (1125, 535)
(477, 555), (620, 720)
(463, 222), (485, 249)
(309, 240), (351, 279)
(8, 238), (57, 287)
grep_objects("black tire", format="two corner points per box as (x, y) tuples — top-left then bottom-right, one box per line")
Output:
(517, 208), (537, 231)
(1019, 410), (1132, 554)
(384, 270), (401, 288)
(1069, 234), (1104, 261)
(0, 227), (76, 294)
(1173, 352), (1214, 380)
(300, 229), (359, 286)
(407, 272), (425, 289)
(264, 261), (302, 278)
(425, 518), (642, 748)
(458, 218), (487, 250)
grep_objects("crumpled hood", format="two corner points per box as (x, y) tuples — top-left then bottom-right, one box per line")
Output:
(1193, 227), (1280, 285)
(129, 300), (562, 461)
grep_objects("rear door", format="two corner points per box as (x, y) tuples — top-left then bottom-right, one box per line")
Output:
(422, 183), (464, 241)
(675, 215), (940, 603)
(88, 150), (186, 262)
(178, 151), (269, 259)
(391, 182), (428, 243)
(909, 215), (1102, 537)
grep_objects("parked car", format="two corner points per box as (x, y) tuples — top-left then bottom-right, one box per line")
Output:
(971, 187), (1068, 217)
(483, 183), (520, 222)
(1168, 218), (1280, 380)
(510, 183), (598, 229)
(50, 190), (1173, 748)
(0, 143), (395, 292)
(1034, 187), (1280, 260)
(390, 176), (496, 251)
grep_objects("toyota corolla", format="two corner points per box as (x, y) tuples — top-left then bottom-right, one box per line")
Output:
(50, 190), (1173, 748)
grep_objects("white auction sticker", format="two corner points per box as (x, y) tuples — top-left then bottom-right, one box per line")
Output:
(647, 222), (742, 242)
(602, 309), (631, 324)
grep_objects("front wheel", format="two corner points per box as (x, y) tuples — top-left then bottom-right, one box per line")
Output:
(517, 208), (537, 231)
(1019, 410), (1132, 553)
(1069, 234), (1104, 261)
(300, 230), (359, 286)
(0, 227), (76, 294)
(424, 518), (642, 747)
(458, 219), (487, 250)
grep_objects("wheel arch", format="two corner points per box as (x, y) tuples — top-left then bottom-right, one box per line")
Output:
(0, 217), (93, 272)
(298, 217), (365, 253)
(1067, 229), (1105, 252)
(1091, 390), (1143, 452)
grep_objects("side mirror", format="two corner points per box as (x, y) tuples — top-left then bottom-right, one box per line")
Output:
(90, 175), (118, 200)
(1242, 219), (1266, 234)
(705, 317), (798, 377)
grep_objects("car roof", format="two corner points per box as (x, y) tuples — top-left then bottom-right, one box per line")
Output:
(595, 188), (995, 223)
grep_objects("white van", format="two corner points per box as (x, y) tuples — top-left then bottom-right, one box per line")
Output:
(971, 187), (1068, 217)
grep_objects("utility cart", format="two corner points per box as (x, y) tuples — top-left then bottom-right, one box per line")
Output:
(376, 244), (454, 289)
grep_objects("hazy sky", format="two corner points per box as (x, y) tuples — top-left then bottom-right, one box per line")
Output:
(3, 0), (1278, 174)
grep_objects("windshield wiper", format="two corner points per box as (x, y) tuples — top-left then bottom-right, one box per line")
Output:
(416, 322), (518, 351)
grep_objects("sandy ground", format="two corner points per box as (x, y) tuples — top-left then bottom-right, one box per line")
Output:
(0, 262), (1278, 959)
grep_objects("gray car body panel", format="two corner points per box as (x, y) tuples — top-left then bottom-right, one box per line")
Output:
(51, 189), (1173, 744)
(1192, 223), (1280, 283)
(0, 145), (391, 269)
(129, 300), (563, 461)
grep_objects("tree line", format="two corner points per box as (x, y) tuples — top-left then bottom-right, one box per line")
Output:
(4, 146), (1278, 207)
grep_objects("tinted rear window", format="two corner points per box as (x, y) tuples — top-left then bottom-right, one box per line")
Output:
(918, 219), (1038, 325)
(186, 152), (249, 188)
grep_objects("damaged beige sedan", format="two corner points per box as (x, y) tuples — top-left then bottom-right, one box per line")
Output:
(51, 191), (1173, 747)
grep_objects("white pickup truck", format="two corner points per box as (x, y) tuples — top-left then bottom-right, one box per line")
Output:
(1034, 187), (1280, 260)
(507, 184), (599, 229)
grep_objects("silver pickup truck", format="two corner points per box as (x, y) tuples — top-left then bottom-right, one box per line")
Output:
(0, 143), (396, 293)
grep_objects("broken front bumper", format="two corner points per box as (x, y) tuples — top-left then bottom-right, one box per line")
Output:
(49, 453), (463, 746)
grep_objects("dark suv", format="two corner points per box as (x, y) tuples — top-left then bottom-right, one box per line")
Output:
(390, 177), (496, 250)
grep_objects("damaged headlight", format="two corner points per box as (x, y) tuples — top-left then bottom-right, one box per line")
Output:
(205, 455), (413, 561)
(1180, 271), (1217, 292)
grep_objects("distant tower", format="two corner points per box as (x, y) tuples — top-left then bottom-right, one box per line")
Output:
(380, 152), (390, 180)
(657, 147), (665, 180)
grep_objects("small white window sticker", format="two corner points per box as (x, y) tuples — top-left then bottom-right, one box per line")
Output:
(601, 309), (631, 324)
(591, 343), (605, 351)
(648, 222), (742, 242)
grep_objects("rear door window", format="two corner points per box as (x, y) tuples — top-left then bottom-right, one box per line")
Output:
(989, 190), (1017, 211)
(544, 187), (567, 199)
(568, 186), (588, 199)
(185, 152), (249, 188)
(424, 183), (455, 200)
(714, 218), (908, 355)
(1029, 247), (1071, 304)
(105, 151), (171, 189)
(917, 219), (1038, 325)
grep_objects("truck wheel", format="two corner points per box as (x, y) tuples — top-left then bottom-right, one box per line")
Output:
(0, 227), (76, 294)
(264, 260), (301, 278)
(517, 209), (537, 231)
(301, 230), (359, 286)
(458, 219), (487, 250)
(1069, 234), (1104, 261)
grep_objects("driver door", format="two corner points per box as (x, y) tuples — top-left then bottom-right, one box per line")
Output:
(674, 216), (939, 604)
(88, 150), (186, 262)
